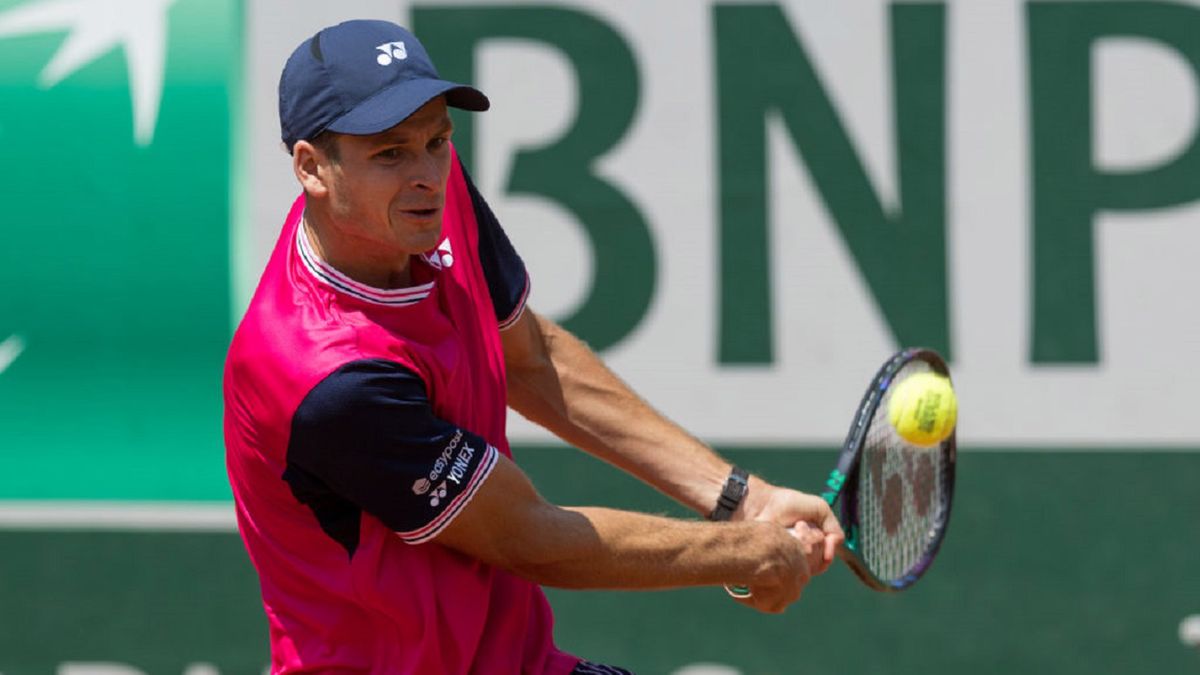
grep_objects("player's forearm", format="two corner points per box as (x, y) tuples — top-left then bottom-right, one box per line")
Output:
(505, 313), (733, 516)
(433, 453), (816, 607)
(507, 505), (776, 590)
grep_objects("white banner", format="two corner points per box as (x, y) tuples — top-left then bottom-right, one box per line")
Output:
(243, 0), (1200, 446)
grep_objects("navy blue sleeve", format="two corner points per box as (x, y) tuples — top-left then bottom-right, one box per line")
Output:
(284, 359), (499, 555)
(459, 161), (530, 329)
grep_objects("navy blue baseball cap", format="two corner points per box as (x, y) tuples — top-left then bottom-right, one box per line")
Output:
(279, 20), (489, 153)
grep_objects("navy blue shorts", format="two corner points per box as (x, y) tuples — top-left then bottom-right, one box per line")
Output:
(572, 661), (635, 675)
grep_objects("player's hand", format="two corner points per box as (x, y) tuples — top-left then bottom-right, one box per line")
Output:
(736, 478), (845, 575)
(731, 521), (815, 614)
(789, 520), (829, 575)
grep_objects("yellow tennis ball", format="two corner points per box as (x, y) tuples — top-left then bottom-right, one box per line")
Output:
(887, 372), (957, 447)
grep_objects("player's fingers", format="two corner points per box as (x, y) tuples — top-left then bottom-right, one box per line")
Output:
(790, 522), (832, 573)
(809, 538), (832, 575)
(802, 495), (830, 522)
(748, 589), (797, 614)
(818, 504), (842, 531)
(821, 512), (846, 561)
(827, 516), (846, 540)
(760, 599), (789, 614)
(792, 520), (826, 543)
(784, 522), (818, 572)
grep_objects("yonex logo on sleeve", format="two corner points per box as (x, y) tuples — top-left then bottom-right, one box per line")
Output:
(375, 41), (407, 66)
(429, 481), (448, 507)
(447, 443), (475, 485)
(414, 430), (463, 496)
(413, 433), (479, 506)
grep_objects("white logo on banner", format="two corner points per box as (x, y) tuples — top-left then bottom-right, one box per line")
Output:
(0, 0), (178, 145)
(0, 335), (25, 376)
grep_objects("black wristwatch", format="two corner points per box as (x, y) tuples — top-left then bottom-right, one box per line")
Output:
(707, 466), (749, 521)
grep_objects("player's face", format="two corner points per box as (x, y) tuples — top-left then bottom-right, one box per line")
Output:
(323, 98), (454, 258)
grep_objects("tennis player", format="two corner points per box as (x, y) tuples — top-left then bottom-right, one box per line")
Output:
(224, 19), (844, 674)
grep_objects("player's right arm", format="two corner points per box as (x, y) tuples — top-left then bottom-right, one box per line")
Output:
(434, 452), (818, 614)
(285, 358), (819, 614)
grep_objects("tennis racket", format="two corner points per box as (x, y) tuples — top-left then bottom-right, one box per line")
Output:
(822, 346), (956, 591)
(727, 347), (956, 597)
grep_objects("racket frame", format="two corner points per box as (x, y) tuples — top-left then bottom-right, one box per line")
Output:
(821, 347), (957, 592)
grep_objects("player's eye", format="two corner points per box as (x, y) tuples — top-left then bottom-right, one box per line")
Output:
(428, 136), (448, 151)
(374, 148), (401, 160)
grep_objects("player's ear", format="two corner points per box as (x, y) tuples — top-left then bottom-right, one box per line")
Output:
(293, 140), (330, 198)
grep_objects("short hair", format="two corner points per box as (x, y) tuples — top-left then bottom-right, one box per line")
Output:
(309, 130), (341, 162)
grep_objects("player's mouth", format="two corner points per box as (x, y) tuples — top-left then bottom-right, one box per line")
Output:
(400, 207), (441, 220)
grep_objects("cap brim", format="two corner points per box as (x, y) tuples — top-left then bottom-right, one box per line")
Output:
(325, 79), (489, 136)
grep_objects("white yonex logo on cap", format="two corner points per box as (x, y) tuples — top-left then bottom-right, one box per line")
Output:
(375, 41), (407, 66)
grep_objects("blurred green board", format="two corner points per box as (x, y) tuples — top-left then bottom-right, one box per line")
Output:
(0, 448), (1196, 674)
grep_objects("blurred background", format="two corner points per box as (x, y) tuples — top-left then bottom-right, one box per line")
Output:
(1, 0), (1198, 672)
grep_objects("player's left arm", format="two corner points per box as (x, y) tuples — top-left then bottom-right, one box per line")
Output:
(501, 309), (841, 560)
(460, 156), (839, 553)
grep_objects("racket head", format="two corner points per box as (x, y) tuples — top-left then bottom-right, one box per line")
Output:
(823, 347), (957, 592)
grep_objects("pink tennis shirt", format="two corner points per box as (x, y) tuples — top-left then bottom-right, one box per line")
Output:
(224, 151), (578, 674)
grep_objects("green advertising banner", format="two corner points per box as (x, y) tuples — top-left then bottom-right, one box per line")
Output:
(0, 450), (1197, 674)
(0, 0), (237, 501)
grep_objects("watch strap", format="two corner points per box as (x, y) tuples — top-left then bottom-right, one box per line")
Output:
(708, 466), (749, 521)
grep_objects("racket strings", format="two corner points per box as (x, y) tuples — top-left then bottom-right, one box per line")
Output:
(855, 360), (949, 584)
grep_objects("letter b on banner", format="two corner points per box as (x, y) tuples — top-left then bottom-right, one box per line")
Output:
(414, 7), (656, 352)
